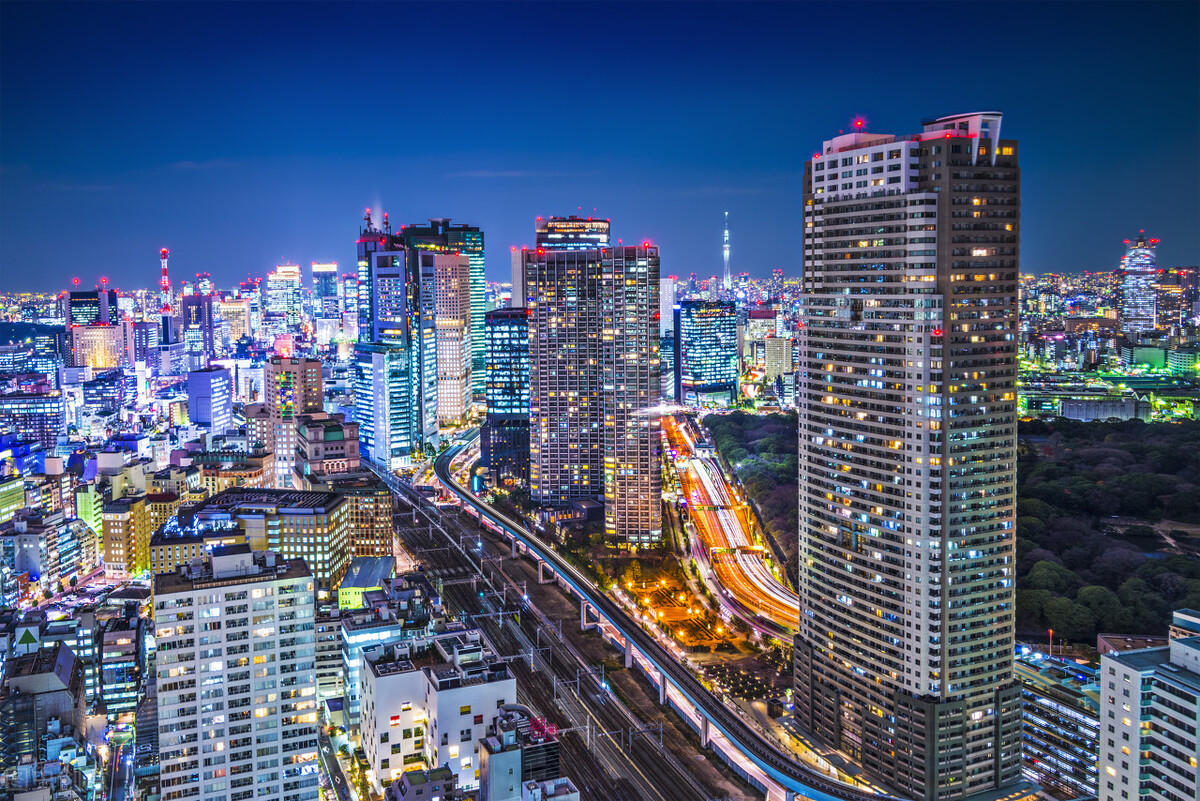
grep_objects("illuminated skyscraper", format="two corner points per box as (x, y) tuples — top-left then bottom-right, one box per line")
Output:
(673, 300), (738, 406)
(266, 263), (303, 326)
(523, 226), (661, 544)
(481, 308), (530, 487)
(252, 357), (324, 487)
(795, 112), (1023, 801)
(1119, 232), (1159, 334)
(67, 289), (119, 326)
(434, 253), (472, 424)
(354, 214), (482, 459)
(534, 215), (611, 251)
(312, 261), (340, 318)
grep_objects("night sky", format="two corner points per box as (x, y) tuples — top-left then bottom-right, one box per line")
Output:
(2, 1), (1197, 293)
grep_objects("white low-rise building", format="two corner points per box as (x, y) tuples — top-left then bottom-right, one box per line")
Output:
(360, 630), (515, 793)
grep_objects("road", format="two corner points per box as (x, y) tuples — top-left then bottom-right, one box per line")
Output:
(432, 436), (901, 801)
(663, 415), (800, 633)
(106, 739), (133, 801)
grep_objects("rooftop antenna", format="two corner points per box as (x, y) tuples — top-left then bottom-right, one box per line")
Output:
(384, 212), (390, 234)
(722, 212), (731, 291)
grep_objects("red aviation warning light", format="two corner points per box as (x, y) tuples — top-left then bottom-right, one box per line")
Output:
(72, 278), (80, 286)
(933, 327), (943, 337)
(160, 248), (169, 259)
(854, 118), (865, 129)
(100, 277), (108, 286)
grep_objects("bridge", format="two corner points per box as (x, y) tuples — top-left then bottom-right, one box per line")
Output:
(431, 432), (904, 801)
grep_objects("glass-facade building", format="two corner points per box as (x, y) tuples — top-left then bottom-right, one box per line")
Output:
(1119, 233), (1159, 334)
(673, 300), (738, 407)
(482, 308), (530, 486)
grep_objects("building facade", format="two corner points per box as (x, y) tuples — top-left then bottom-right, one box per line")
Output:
(1119, 233), (1159, 335)
(673, 300), (738, 406)
(1099, 638), (1200, 801)
(482, 308), (530, 487)
(154, 548), (318, 801)
(794, 112), (1023, 801)
(523, 234), (662, 543)
(187, 367), (233, 433)
(435, 254), (473, 425)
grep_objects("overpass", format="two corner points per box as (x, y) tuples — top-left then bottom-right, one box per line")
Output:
(432, 435), (903, 801)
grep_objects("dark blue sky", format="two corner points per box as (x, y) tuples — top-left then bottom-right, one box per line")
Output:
(2, 1), (1197, 292)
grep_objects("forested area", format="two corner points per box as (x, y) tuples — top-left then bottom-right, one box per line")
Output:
(704, 413), (1200, 646)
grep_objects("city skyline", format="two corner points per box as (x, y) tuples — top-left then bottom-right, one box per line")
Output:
(2, 1), (1197, 292)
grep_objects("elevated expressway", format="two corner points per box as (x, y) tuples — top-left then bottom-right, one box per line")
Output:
(664, 416), (800, 634)
(433, 436), (901, 801)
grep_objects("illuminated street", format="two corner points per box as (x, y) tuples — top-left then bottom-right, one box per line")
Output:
(663, 415), (799, 633)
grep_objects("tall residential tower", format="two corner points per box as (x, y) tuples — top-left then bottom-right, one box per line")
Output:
(522, 220), (661, 544)
(1118, 232), (1159, 334)
(794, 112), (1023, 801)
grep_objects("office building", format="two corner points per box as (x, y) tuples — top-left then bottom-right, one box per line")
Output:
(1119, 233), (1159, 334)
(356, 216), (486, 457)
(154, 548), (318, 801)
(794, 112), (1023, 801)
(312, 261), (340, 318)
(0, 642), (86, 775)
(673, 300), (738, 407)
(480, 712), (562, 801)
(295, 411), (360, 480)
(187, 366), (233, 433)
(266, 263), (303, 327)
(179, 293), (216, 362)
(299, 472), (393, 559)
(254, 356), (324, 487)
(1099, 637), (1200, 801)
(353, 342), (415, 468)
(95, 616), (145, 719)
(193, 445), (276, 495)
(533, 215), (610, 251)
(132, 319), (161, 364)
(482, 308), (530, 487)
(66, 289), (119, 326)
(0, 391), (65, 450)
(101, 494), (149, 580)
(69, 321), (134, 369)
(762, 335), (794, 381)
(435, 253), (473, 424)
(219, 296), (253, 343)
(522, 232), (662, 544)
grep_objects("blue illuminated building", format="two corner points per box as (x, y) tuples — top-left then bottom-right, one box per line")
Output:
(673, 300), (738, 407)
(481, 308), (529, 487)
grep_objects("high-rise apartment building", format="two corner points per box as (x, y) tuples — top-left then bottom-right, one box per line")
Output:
(258, 357), (323, 487)
(1099, 637), (1200, 801)
(1119, 233), (1159, 334)
(794, 112), (1023, 801)
(154, 547), (318, 801)
(187, 367), (233, 433)
(482, 308), (530, 487)
(523, 226), (661, 543)
(673, 300), (739, 406)
(435, 253), (472, 424)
